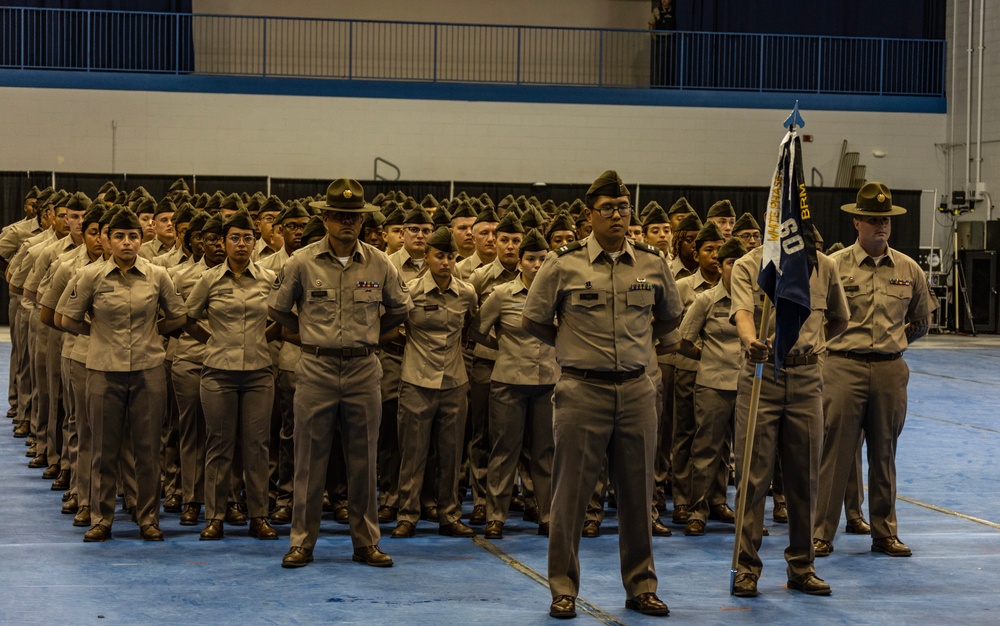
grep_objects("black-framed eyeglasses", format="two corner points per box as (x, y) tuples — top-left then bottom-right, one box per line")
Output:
(282, 222), (307, 232)
(227, 234), (256, 245)
(593, 204), (633, 219)
(405, 226), (434, 236)
(737, 232), (761, 242)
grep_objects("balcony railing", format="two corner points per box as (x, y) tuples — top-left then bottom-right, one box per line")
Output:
(0, 7), (946, 97)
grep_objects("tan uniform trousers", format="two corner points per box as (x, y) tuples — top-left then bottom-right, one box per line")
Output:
(160, 360), (182, 500)
(686, 385), (735, 524)
(548, 374), (658, 600)
(486, 383), (554, 525)
(655, 363), (675, 498)
(201, 367), (274, 520)
(669, 368), (697, 507)
(290, 352), (382, 551)
(171, 359), (206, 505)
(466, 357), (494, 507)
(59, 357), (77, 480)
(44, 330), (65, 470)
(67, 360), (92, 508)
(396, 382), (469, 526)
(12, 301), (32, 425)
(87, 367), (166, 529)
(376, 350), (402, 510)
(816, 355), (909, 542)
(274, 369), (296, 508)
(29, 314), (49, 457)
(7, 296), (20, 415)
(734, 361), (822, 581)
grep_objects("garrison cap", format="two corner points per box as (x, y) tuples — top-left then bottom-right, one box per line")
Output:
(840, 182), (906, 216)
(194, 193), (210, 210)
(497, 195), (516, 213)
(641, 200), (662, 217)
(382, 207), (406, 227)
(173, 202), (196, 226)
(478, 193), (493, 207)
(426, 226), (458, 253)
(187, 211), (210, 234)
(402, 207), (433, 225)
(259, 195), (284, 215)
(474, 207), (500, 225)
(811, 224), (824, 245)
(107, 208), (142, 232)
(154, 197), (176, 216)
(496, 211), (525, 234)
(65, 191), (92, 212)
(432, 206), (452, 227)
(456, 191), (470, 202)
(309, 178), (377, 213)
(717, 237), (748, 262)
(81, 202), (106, 229)
(244, 194), (262, 215)
(420, 194), (439, 209)
(300, 215), (326, 242)
(223, 208), (255, 234)
(25, 186), (41, 201)
(168, 178), (190, 193)
(707, 199), (736, 218)
(545, 213), (576, 241)
(733, 212), (761, 233)
(363, 210), (386, 230)
(520, 207), (546, 230)
(97, 181), (117, 196)
(519, 228), (548, 254)
(98, 205), (123, 229)
(569, 198), (586, 216)
(205, 192), (224, 212)
(667, 197), (695, 216)
(695, 221), (726, 246)
(585, 170), (630, 202)
(371, 193), (385, 206)
(276, 202), (311, 224)
(400, 197), (420, 213)
(201, 213), (225, 237)
(134, 197), (156, 216)
(450, 202), (478, 220)
(642, 205), (670, 227)
(220, 193), (244, 212)
(826, 242), (845, 253)
(674, 212), (704, 233)
(127, 186), (152, 204)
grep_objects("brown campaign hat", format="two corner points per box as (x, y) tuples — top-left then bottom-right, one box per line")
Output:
(718, 237), (748, 262)
(674, 212), (703, 233)
(426, 226), (458, 253)
(585, 170), (630, 201)
(667, 197), (695, 216)
(840, 182), (907, 216)
(706, 199), (736, 218)
(309, 179), (378, 213)
(733, 212), (761, 233)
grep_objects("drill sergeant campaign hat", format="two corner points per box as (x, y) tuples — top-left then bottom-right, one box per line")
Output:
(519, 228), (548, 254)
(309, 179), (379, 213)
(717, 236), (748, 262)
(426, 226), (458, 253)
(706, 199), (736, 218)
(840, 181), (907, 216)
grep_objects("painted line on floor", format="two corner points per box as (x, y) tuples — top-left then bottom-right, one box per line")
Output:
(909, 369), (1000, 387)
(472, 537), (627, 626)
(896, 495), (1000, 530)
(909, 412), (1000, 435)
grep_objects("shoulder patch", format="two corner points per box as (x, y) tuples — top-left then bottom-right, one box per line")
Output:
(555, 241), (585, 257)
(634, 241), (660, 255)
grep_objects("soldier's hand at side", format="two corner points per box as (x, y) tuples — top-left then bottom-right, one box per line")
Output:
(744, 338), (770, 363)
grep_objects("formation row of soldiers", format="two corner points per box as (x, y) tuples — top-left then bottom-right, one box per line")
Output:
(2, 171), (933, 618)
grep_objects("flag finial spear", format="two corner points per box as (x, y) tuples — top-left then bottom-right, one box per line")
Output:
(783, 100), (805, 131)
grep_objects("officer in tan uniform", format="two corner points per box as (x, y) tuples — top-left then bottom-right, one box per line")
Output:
(185, 209), (279, 541)
(813, 182), (935, 559)
(523, 171), (681, 619)
(474, 228), (557, 539)
(57, 208), (188, 542)
(390, 227), (478, 539)
(676, 237), (747, 535)
(729, 240), (849, 597)
(269, 179), (412, 569)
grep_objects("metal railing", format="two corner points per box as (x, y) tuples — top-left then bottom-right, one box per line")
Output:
(0, 7), (946, 96)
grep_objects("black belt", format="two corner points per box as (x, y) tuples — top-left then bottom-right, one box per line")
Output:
(379, 342), (404, 356)
(301, 345), (373, 358)
(830, 350), (902, 363)
(562, 367), (645, 383)
(763, 354), (818, 367)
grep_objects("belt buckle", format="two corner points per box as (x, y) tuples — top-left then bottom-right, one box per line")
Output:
(311, 345), (323, 357)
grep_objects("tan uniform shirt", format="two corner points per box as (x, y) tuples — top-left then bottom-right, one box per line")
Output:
(39, 245), (95, 360)
(729, 246), (849, 355)
(169, 258), (210, 364)
(389, 247), (428, 283)
(56, 256), (186, 372)
(150, 246), (185, 268)
(468, 257), (519, 361)
(138, 237), (172, 260)
(186, 260), (275, 371)
(523, 236), (683, 372)
(268, 237), (413, 349)
(477, 276), (559, 386)
(400, 272), (477, 389)
(679, 282), (741, 391)
(9, 229), (57, 291)
(24, 235), (78, 294)
(455, 251), (485, 280)
(827, 242), (936, 354)
(665, 268), (715, 372)
(0, 217), (42, 261)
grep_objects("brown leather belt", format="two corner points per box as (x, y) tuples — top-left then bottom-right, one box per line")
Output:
(562, 367), (645, 383)
(830, 350), (902, 363)
(301, 345), (373, 358)
(379, 342), (404, 356)
(764, 354), (818, 367)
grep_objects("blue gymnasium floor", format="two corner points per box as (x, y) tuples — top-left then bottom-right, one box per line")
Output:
(0, 334), (998, 625)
